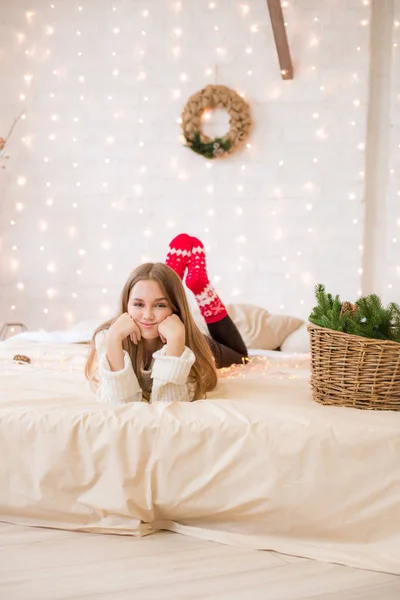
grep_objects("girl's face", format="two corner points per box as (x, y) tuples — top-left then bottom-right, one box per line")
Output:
(128, 279), (173, 340)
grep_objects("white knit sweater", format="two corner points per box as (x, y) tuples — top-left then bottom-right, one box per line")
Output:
(94, 331), (196, 405)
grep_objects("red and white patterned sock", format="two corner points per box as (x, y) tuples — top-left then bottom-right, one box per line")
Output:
(185, 237), (228, 324)
(165, 233), (192, 279)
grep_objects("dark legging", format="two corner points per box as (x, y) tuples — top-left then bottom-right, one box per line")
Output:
(205, 315), (248, 369)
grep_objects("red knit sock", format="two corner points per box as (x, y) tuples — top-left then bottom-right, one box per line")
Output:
(185, 237), (228, 324)
(165, 233), (192, 279)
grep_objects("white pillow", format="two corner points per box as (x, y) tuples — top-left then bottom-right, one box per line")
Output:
(226, 303), (304, 350)
(280, 323), (310, 354)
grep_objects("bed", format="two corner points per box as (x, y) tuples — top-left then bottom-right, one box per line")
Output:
(1, 324), (400, 576)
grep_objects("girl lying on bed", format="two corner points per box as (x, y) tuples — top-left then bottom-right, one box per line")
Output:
(85, 234), (248, 404)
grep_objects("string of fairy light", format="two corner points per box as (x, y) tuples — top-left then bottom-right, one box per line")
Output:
(2, 0), (394, 331)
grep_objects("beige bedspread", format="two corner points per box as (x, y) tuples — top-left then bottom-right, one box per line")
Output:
(0, 338), (399, 574)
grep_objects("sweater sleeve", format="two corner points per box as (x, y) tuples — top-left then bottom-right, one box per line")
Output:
(94, 331), (143, 405)
(150, 345), (196, 403)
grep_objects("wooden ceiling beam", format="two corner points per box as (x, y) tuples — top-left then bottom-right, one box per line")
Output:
(266, 0), (294, 80)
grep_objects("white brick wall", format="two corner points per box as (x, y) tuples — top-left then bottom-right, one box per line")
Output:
(385, 0), (400, 303)
(0, 0), (394, 335)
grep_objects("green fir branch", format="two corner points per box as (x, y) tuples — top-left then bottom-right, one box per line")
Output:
(184, 131), (232, 159)
(309, 284), (400, 342)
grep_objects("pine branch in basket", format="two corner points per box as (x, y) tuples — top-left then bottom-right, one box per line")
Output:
(309, 284), (400, 342)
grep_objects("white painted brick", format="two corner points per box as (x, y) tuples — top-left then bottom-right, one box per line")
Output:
(0, 0), (396, 333)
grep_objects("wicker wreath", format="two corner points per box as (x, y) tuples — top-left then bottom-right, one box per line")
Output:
(181, 85), (252, 159)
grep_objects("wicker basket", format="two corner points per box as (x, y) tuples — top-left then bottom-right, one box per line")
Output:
(308, 324), (400, 411)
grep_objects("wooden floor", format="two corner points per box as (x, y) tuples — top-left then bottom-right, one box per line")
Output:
(1, 522), (399, 600)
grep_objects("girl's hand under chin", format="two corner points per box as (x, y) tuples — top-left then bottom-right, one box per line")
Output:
(157, 314), (185, 345)
(108, 312), (142, 345)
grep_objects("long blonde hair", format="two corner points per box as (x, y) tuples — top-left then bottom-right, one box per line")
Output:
(85, 262), (218, 401)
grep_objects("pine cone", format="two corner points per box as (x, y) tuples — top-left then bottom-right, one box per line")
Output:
(340, 301), (357, 318)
